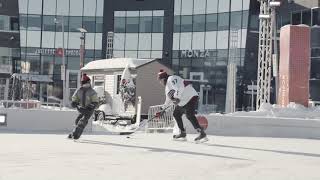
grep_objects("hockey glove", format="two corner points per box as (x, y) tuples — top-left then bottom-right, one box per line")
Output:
(86, 103), (96, 111)
(172, 98), (180, 105)
(71, 101), (79, 108)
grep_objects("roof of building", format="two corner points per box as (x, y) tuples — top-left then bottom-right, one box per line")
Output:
(81, 58), (157, 71)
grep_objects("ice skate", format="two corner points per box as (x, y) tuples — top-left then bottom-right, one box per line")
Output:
(173, 131), (187, 141)
(194, 129), (208, 143)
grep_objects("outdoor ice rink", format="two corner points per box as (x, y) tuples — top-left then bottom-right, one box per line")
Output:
(1, 133), (320, 180)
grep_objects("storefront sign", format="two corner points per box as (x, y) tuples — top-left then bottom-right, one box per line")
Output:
(180, 50), (210, 58)
(35, 48), (80, 56)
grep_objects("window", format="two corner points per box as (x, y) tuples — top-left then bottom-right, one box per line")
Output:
(28, 0), (43, 14)
(114, 33), (125, 50)
(138, 33), (151, 50)
(43, 0), (56, 15)
(174, 0), (182, 15)
(205, 31), (217, 49)
(114, 17), (126, 33)
(174, 16), (180, 32)
(83, 17), (96, 32)
(116, 74), (122, 94)
(292, 11), (301, 25)
(180, 32), (192, 50)
(192, 32), (205, 49)
(218, 0), (230, 13)
(96, 17), (103, 33)
(193, 15), (205, 32)
(69, 16), (82, 32)
(218, 12), (230, 31)
(96, 0), (104, 16)
(152, 16), (164, 33)
(206, 14), (218, 31)
(27, 15), (41, 30)
(55, 16), (69, 32)
(231, 0), (242, 11)
(70, 0), (83, 16)
(230, 11), (242, 30)
(19, 15), (28, 30)
(83, 0), (96, 16)
(0, 15), (10, 31)
(242, 10), (249, 28)
(125, 33), (138, 50)
(126, 17), (139, 33)
(181, 15), (192, 32)
(302, 10), (311, 26)
(139, 16), (152, 33)
(57, 0), (69, 16)
(206, 0), (218, 14)
(312, 8), (320, 26)
(151, 33), (163, 50)
(181, 0), (193, 15)
(10, 17), (19, 31)
(193, 0), (206, 15)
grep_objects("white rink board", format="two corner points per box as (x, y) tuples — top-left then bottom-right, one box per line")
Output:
(0, 108), (90, 133)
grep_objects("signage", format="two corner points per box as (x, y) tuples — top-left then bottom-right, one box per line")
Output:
(180, 50), (210, 58)
(35, 48), (80, 56)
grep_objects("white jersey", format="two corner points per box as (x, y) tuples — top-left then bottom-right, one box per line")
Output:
(163, 75), (198, 107)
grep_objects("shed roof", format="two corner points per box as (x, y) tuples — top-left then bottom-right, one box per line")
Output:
(81, 58), (157, 71)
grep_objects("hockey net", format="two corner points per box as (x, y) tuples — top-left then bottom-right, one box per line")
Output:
(146, 105), (175, 131)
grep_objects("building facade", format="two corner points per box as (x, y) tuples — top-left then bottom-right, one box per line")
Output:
(4, 0), (319, 111)
(17, 0), (103, 100)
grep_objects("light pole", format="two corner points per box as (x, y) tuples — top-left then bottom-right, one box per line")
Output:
(270, 1), (281, 103)
(54, 16), (66, 107)
(78, 28), (87, 69)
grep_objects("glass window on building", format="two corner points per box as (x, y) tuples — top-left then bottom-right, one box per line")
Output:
(55, 16), (69, 32)
(180, 32), (192, 49)
(0, 15), (10, 31)
(126, 17), (139, 33)
(57, 0), (69, 16)
(193, 0), (206, 15)
(41, 32), (55, 48)
(42, 16), (56, 31)
(193, 15), (205, 32)
(181, 15), (192, 32)
(151, 33), (163, 50)
(67, 57), (80, 70)
(19, 15), (28, 30)
(218, 12), (230, 31)
(114, 33), (125, 50)
(152, 16), (164, 33)
(174, 16), (181, 32)
(139, 16), (152, 33)
(230, 11), (242, 30)
(302, 10), (311, 26)
(83, 17), (96, 33)
(28, 0), (43, 14)
(114, 17), (126, 33)
(192, 32), (205, 49)
(312, 8), (320, 26)
(43, 0), (56, 15)
(19, 0), (29, 14)
(96, 0), (104, 17)
(292, 11), (301, 25)
(138, 33), (152, 50)
(83, 0), (97, 16)
(206, 14), (218, 31)
(231, 0), (242, 12)
(218, 0), (230, 13)
(70, 0), (84, 16)
(205, 31), (217, 49)
(42, 56), (54, 75)
(181, 0), (193, 15)
(125, 33), (138, 50)
(242, 10), (249, 29)
(27, 15), (41, 31)
(174, 0), (182, 15)
(206, 0), (218, 14)
(69, 16), (82, 32)
(10, 17), (19, 31)
(96, 17), (103, 33)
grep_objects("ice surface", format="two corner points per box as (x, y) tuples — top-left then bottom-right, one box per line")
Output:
(1, 133), (320, 180)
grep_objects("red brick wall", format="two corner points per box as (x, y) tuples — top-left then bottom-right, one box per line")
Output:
(278, 25), (310, 107)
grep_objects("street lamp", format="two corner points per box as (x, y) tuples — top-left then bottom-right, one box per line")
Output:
(77, 28), (87, 69)
(54, 16), (66, 107)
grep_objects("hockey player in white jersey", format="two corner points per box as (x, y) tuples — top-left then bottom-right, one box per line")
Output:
(156, 69), (208, 142)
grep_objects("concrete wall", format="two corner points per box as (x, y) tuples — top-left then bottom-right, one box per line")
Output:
(0, 108), (91, 133)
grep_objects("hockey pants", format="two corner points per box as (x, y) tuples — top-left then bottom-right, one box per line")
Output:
(173, 96), (202, 132)
(72, 111), (94, 139)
